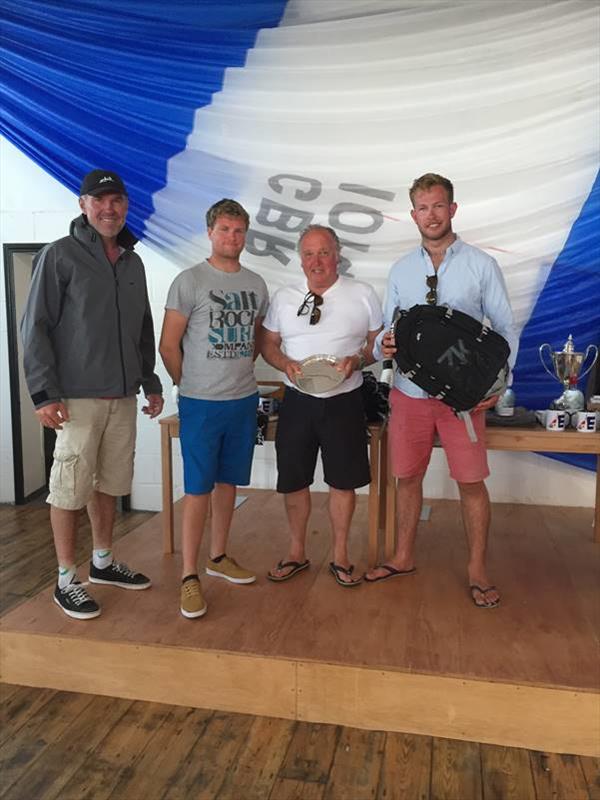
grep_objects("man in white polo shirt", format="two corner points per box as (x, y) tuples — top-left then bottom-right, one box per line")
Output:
(261, 225), (382, 586)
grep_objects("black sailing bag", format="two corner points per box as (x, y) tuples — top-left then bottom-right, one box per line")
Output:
(393, 305), (510, 412)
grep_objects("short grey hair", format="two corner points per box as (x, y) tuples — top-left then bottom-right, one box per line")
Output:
(298, 224), (341, 255)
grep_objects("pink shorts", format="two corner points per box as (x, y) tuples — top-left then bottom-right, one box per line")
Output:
(388, 389), (489, 483)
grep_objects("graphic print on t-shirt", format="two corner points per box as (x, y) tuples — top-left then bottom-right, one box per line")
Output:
(207, 288), (260, 359)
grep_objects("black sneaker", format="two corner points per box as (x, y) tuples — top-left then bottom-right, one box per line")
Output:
(89, 560), (151, 590)
(54, 581), (101, 620)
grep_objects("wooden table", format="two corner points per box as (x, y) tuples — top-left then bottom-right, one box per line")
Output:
(382, 426), (600, 556)
(159, 413), (389, 567)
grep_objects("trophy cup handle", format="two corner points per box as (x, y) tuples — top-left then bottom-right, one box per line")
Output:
(539, 343), (557, 379)
(578, 344), (599, 381)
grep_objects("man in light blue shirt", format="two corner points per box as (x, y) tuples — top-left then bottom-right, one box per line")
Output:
(366, 173), (517, 609)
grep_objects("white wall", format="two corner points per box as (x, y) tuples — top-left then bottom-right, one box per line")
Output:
(1, 136), (594, 510)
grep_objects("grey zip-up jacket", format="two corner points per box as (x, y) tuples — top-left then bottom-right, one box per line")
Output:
(21, 215), (162, 408)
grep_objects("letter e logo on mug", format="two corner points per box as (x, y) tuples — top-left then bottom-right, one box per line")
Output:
(544, 410), (566, 431)
(573, 411), (597, 433)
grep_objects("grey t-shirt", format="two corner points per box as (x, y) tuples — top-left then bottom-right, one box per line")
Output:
(165, 260), (269, 400)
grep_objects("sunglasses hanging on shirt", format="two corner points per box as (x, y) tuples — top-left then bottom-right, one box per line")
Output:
(297, 291), (323, 325)
(425, 274), (438, 306)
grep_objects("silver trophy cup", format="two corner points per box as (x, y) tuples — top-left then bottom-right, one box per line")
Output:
(539, 334), (598, 411)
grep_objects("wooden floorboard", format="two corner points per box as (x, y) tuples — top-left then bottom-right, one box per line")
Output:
(324, 726), (386, 800)
(530, 751), (592, 800)
(1, 499), (599, 797)
(430, 738), (482, 800)
(214, 716), (297, 800)
(480, 743), (537, 800)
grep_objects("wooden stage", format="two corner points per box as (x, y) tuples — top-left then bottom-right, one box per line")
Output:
(1, 490), (598, 757)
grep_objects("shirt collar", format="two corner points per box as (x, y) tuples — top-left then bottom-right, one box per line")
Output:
(303, 274), (341, 296)
(419, 235), (463, 263)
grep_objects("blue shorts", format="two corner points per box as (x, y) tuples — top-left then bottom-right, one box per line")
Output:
(178, 393), (259, 495)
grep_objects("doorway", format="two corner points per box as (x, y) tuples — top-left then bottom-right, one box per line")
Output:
(4, 243), (52, 503)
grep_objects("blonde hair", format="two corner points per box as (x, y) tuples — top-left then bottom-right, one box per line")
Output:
(409, 173), (454, 206)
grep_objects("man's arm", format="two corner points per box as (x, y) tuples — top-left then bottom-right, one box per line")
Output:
(337, 326), (383, 378)
(253, 316), (264, 362)
(363, 326), (383, 364)
(261, 327), (302, 382)
(482, 259), (519, 370)
(19, 247), (73, 429)
(20, 245), (64, 411)
(159, 309), (188, 386)
(139, 281), (163, 398)
(473, 258), (518, 412)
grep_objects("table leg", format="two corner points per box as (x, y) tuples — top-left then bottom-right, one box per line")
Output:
(385, 468), (396, 561)
(161, 423), (174, 554)
(595, 455), (600, 544)
(368, 429), (381, 568)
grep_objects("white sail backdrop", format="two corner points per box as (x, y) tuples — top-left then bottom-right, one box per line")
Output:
(146, 0), (598, 329)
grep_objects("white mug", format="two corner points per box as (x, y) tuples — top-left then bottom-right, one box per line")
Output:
(543, 409), (567, 431)
(572, 411), (597, 433)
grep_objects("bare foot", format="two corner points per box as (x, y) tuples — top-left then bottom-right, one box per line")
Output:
(468, 570), (500, 608)
(364, 559), (415, 582)
(267, 556), (309, 581)
(329, 562), (362, 586)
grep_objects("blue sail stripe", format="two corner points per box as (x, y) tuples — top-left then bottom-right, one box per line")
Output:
(0, 1), (288, 235)
(512, 169), (600, 471)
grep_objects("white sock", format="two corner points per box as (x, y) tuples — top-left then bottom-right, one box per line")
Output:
(93, 549), (113, 570)
(58, 565), (77, 589)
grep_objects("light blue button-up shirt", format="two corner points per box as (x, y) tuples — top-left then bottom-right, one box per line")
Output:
(375, 237), (518, 398)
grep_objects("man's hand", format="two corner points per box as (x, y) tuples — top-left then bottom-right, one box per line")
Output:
(142, 394), (164, 418)
(336, 355), (359, 379)
(474, 394), (498, 413)
(283, 359), (303, 384)
(36, 401), (69, 430)
(381, 330), (397, 359)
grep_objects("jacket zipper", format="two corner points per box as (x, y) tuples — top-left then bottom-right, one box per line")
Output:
(79, 227), (129, 397)
(112, 257), (128, 396)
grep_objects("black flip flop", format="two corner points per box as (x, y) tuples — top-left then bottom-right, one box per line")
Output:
(364, 564), (416, 583)
(267, 559), (310, 582)
(329, 562), (363, 587)
(470, 584), (500, 609)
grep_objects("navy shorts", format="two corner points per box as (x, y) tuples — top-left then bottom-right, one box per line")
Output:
(275, 387), (370, 493)
(178, 393), (259, 495)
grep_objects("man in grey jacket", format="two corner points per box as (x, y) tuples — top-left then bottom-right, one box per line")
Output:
(21, 169), (164, 620)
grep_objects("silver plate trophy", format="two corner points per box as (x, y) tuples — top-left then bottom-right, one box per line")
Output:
(539, 334), (598, 411)
(293, 354), (345, 394)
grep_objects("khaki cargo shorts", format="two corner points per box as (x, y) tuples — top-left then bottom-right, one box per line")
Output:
(47, 397), (137, 510)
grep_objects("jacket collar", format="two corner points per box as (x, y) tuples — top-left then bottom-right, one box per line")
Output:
(70, 214), (138, 251)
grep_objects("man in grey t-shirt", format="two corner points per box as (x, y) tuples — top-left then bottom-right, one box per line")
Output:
(160, 199), (269, 619)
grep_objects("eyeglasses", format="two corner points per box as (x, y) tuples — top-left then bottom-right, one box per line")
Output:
(297, 291), (323, 325)
(425, 274), (438, 306)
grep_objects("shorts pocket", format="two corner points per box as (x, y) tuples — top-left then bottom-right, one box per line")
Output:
(49, 450), (78, 496)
